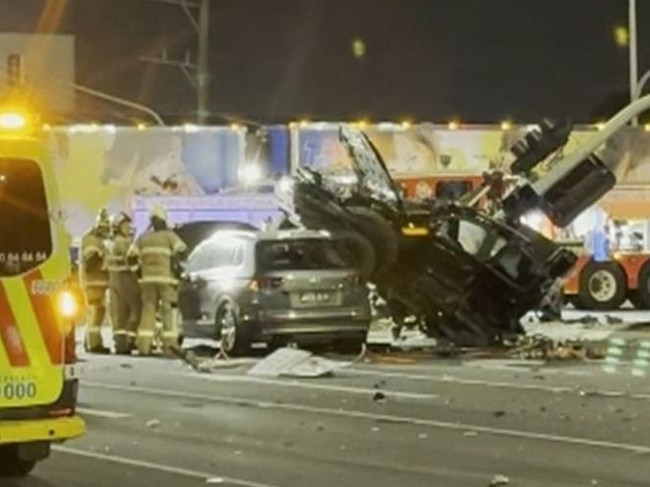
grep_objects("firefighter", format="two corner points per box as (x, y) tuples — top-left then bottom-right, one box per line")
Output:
(107, 212), (141, 354)
(80, 208), (111, 354)
(127, 206), (187, 356)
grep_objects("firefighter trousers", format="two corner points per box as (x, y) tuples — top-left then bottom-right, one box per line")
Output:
(84, 285), (107, 351)
(109, 271), (142, 354)
(137, 282), (179, 355)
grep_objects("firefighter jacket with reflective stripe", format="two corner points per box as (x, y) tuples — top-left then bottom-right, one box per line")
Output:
(80, 231), (108, 288)
(128, 229), (187, 284)
(107, 234), (133, 273)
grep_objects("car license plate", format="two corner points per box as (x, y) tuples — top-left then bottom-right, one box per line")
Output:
(299, 292), (331, 304)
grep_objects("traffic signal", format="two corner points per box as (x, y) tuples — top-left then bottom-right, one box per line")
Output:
(6, 53), (24, 87)
(509, 119), (573, 176)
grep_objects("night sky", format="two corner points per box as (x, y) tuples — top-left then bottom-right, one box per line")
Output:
(1, 0), (649, 124)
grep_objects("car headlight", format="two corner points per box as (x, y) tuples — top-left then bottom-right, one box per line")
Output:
(58, 290), (78, 319)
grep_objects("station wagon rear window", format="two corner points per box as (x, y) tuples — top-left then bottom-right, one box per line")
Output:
(256, 239), (348, 272)
(0, 158), (52, 277)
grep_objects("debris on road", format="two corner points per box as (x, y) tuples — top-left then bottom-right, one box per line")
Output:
(205, 478), (224, 484)
(145, 419), (161, 429)
(489, 474), (510, 486)
(372, 391), (386, 402)
(505, 334), (605, 361)
(248, 348), (350, 378)
(463, 431), (478, 437)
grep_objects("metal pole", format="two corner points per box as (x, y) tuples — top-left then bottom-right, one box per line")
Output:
(635, 70), (650, 101)
(196, 0), (210, 124)
(630, 0), (639, 125)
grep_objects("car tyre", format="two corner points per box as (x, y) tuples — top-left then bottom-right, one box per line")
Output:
(577, 261), (627, 311)
(216, 302), (250, 356)
(0, 446), (36, 477)
(631, 262), (650, 309)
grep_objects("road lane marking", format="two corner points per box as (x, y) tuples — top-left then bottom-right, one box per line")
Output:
(342, 368), (578, 393)
(179, 372), (439, 400)
(76, 407), (132, 419)
(83, 381), (650, 455)
(346, 368), (650, 399)
(54, 445), (280, 487)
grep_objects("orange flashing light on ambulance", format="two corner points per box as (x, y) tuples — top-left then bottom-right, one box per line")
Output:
(0, 108), (85, 477)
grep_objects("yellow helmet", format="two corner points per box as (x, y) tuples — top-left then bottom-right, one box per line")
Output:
(111, 211), (132, 230)
(149, 205), (167, 223)
(94, 208), (111, 230)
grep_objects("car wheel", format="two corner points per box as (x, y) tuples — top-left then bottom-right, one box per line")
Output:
(216, 302), (250, 356)
(578, 261), (627, 311)
(0, 446), (36, 477)
(632, 262), (650, 309)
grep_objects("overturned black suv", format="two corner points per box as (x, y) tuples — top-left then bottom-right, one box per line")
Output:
(276, 122), (616, 346)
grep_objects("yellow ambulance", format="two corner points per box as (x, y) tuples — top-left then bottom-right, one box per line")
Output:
(0, 108), (85, 476)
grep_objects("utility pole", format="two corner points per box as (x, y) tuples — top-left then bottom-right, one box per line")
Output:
(141, 0), (210, 124)
(629, 0), (639, 125)
(197, 0), (210, 123)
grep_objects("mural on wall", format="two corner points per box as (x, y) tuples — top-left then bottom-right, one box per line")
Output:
(598, 126), (650, 184)
(48, 127), (246, 238)
(296, 124), (598, 177)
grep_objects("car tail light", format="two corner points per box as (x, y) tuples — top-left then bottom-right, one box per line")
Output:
(249, 277), (283, 291)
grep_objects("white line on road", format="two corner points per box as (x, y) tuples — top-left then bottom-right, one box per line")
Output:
(346, 367), (650, 399)
(83, 380), (650, 455)
(76, 407), (132, 419)
(54, 445), (280, 487)
(343, 368), (579, 393)
(180, 373), (439, 400)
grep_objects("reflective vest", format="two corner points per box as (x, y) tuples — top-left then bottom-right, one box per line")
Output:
(106, 234), (133, 273)
(80, 231), (108, 288)
(129, 229), (186, 284)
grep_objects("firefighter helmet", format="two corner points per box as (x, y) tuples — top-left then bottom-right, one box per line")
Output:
(94, 208), (111, 231)
(111, 211), (132, 232)
(149, 205), (167, 224)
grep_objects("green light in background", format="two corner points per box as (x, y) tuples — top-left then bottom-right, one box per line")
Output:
(614, 25), (630, 47)
(351, 38), (367, 59)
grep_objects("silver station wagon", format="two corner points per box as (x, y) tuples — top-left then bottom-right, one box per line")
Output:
(178, 229), (371, 355)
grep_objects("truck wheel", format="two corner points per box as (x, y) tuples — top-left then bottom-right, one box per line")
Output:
(632, 262), (650, 309)
(578, 261), (627, 311)
(0, 445), (36, 477)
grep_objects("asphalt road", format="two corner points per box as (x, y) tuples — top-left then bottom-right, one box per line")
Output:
(8, 347), (650, 487)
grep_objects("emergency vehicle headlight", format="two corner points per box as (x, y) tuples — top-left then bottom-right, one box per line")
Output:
(58, 290), (78, 319)
(0, 111), (28, 130)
